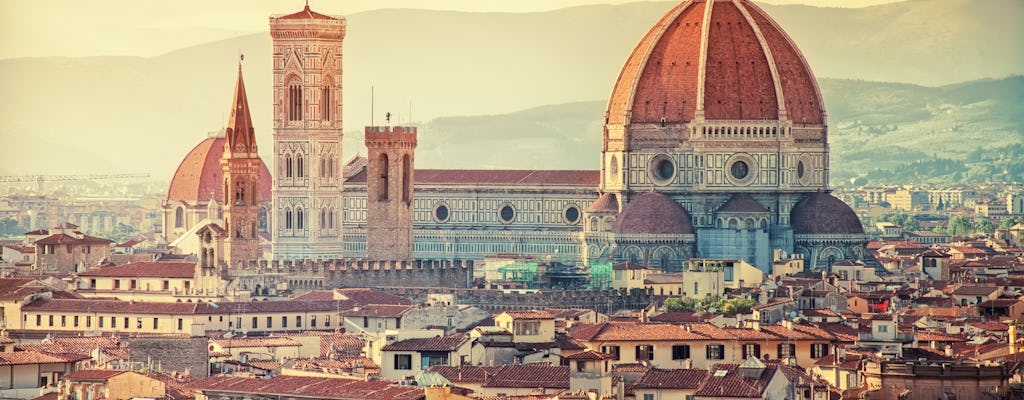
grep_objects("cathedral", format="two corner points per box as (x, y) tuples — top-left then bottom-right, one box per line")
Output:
(163, 0), (868, 274)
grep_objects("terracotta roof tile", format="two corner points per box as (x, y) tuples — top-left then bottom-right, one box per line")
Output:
(212, 337), (301, 349)
(64, 369), (127, 381)
(569, 322), (706, 342)
(189, 375), (422, 400)
(613, 192), (694, 235)
(482, 364), (569, 389)
(694, 362), (778, 398)
(382, 334), (469, 352)
(166, 136), (271, 204)
(78, 261), (194, 279)
(634, 368), (709, 390)
(501, 310), (555, 320)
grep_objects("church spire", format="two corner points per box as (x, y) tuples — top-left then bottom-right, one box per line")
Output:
(226, 63), (255, 154)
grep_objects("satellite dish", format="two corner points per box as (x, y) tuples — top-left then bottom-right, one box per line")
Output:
(788, 311), (798, 319)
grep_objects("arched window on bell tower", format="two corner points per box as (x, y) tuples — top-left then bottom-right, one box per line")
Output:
(288, 79), (303, 121)
(285, 154), (293, 178)
(296, 208), (304, 230)
(402, 154), (411, 204)
(379, 154), (390, 201)
(235, 179), (246, 206)
(284, 209), (293, 230)
(296, 154), (304, 178)
(321, 76), (333, 122)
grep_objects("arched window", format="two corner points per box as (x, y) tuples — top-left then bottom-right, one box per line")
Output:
(288, 82), (303, 121)
(296, 208), (304, 230)
(402, 154), (411, 204)
(329, 156), (335, 177)
(235, 180), (245, 206)
(320, 208), (326, 229)
(258, 207), (268, 232)
(296, 154), (304, 178)
(379, 154), (390, 201)
(285, 209), (293, 229)
(174, 207), (184, 228)
(329, 208), (335, 229)
(320, 157), (325, 177)
(321, 82), (332, 121)
(285, 155), (293, 178)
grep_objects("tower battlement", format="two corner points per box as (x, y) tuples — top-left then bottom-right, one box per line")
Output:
(365, 126), (418, 147)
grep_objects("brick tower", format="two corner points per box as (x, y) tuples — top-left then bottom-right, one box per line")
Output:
(364, 125), (417, 260)
(221, 64), (262, 266)
(269, 6), (346, 259)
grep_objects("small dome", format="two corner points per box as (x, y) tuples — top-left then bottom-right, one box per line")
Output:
(613, 192), (693, 235)
(717, 193), (768, 214)
(587, 193), (619, 213)
(790, 192), (863, 235)
(166, 136), (272, 204)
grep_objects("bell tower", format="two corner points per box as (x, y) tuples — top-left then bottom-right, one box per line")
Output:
(221, 64), (262, 267)
(269, 6), (346, 259)
(364, 125), (417, 260)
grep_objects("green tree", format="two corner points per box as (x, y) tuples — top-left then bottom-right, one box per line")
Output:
(108, 223), (139, 242)
(947, 215), (973, 236)
(975, 219), (995, 234)
(1002, 218), (1021, 229)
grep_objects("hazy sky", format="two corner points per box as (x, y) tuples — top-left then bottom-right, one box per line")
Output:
(0, 0), (905, 58)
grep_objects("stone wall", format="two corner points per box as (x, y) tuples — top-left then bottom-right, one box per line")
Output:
(127, 337), (210, 378)
(378, 287), (656, 314)
(227, 259), (474, 289)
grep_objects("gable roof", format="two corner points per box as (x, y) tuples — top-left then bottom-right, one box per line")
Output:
(78, 261), (195, 279)
(634, 368), (709, 390)
(382, 334), (469, 353)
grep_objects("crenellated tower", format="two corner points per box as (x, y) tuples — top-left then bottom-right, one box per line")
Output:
(221, 64), (263, 266)
(364, 126), (417, 260)
(269, 6), (346, 259)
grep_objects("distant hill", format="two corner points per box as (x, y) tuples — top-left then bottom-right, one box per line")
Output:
(413, 76), (1024, 185)
(0, 0), (1020, 179)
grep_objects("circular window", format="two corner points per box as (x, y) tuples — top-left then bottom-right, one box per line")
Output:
(730, 161), (749, 180)
(797, 161), (805, 179)
(499, 204), (516, 223)
(564, 205), (581, 224)
(433, 204), (450, 223)
(649, 154), (676, 185)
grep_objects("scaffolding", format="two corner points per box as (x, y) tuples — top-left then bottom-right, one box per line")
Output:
(589, 261), (613, 289)
(497, 261), (539, 287)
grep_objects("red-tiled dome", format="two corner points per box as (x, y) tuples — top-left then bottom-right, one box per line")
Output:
(606, 0), (824, 126)
(587, 193), (619, 213)
(613, 192), (693, 235)
(790, 192), (864, 235)
(166, 136), (272, 203)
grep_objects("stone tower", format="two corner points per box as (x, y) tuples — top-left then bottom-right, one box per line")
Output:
(269, 6), (346, 259)
(221, 64), (262, 267)
(364, 125), (417, 260)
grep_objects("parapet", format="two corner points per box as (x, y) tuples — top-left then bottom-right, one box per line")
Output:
(231, 258), (473, 274)
(364, 126), (418, 147)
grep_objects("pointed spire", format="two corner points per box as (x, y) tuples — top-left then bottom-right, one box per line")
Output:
(226, 63), (255, 155)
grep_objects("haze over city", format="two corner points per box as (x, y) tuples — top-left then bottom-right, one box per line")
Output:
(0, 1), (1023, 398)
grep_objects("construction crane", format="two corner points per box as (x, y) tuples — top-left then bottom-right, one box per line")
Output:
(0, 173), (151, 193)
